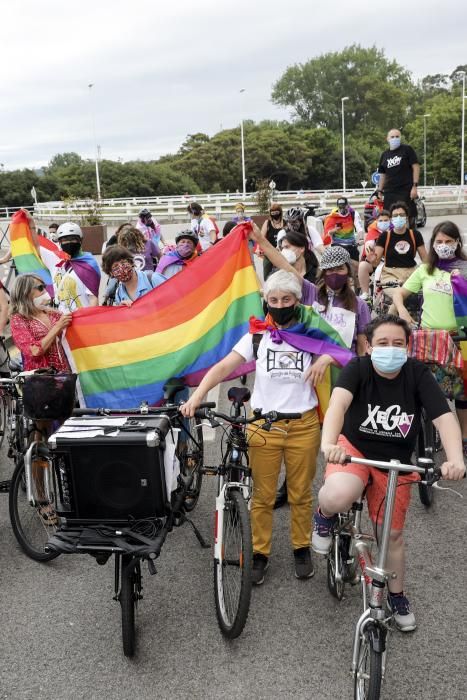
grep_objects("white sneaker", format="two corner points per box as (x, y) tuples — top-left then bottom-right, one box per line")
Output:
(359, 292), (369, 301)
(387, 594), (417, 632)
(311, 510), (336, 555)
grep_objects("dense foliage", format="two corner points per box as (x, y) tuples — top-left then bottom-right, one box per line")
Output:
(1, 46), (466, 206)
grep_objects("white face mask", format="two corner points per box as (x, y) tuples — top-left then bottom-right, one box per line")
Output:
(434, 242), (457, 260)
(281, 248), (297, 265)
(33, 291), (51, 309)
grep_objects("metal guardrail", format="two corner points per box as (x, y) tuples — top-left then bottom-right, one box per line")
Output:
(1, 186), (465, 227)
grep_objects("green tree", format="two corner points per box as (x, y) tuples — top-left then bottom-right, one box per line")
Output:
(272, 45), (414, 134)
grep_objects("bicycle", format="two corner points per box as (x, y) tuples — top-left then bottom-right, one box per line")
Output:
(194, 386), (301, 639)
(0, 370), (63, 562)
(325, 455), (458, 699)
(44, 400), (214, 657)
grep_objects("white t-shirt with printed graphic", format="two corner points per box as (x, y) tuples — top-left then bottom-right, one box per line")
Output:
(191, 217), (215, 251)
(233, 331), (317, 413)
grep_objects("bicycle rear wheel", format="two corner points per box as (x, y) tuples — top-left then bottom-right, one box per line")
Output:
(0, 394), (7, 450)
(120, 554), (142, 657)
(354, 627), (383, 700)
(416, 411), (435, 507)
(214, 489), (252, 639)
(9, 457), (60, 562)
(177, 415), (204, 512)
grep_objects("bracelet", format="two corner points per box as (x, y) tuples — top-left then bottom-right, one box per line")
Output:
(413, 183), (418, 187)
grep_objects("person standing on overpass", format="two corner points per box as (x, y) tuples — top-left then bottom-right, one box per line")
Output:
(378, 129), (420, 226)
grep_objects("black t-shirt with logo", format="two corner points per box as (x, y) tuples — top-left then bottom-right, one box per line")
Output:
(378, 144), (419, 190)
(376, 228), (424, 268)
(335, 356), (449, 463)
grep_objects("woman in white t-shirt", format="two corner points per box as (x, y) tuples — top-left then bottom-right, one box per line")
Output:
(181, 270), (335, 586)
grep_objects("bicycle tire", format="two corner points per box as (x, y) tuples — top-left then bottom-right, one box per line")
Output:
(214, 489), (252, 639)
(120, 555), (141, 657)
(416, 411), (435, 508)
(0, 394), (7, 450)
(177, 415), (204, 512)
(9, 457), (60, 562)
(327, 531), (345, 600)
(354, 627), (383, 700)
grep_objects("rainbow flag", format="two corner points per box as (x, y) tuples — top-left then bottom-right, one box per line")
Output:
(64, 224), (264, 408)
(450, 274), (467, 393)
(10, 210), (68, 293)
(323, 208), (356, 245)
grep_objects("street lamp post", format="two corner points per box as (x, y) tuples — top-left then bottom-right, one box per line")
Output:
(239, 88), (246, 198)
(341, 96), (349, 193)
(88, 83), (101, 201)
(461, 72), (466, 199)
(423, 113), (431, 187)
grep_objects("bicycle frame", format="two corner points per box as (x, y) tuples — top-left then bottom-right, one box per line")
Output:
(350, 457), (434, 679)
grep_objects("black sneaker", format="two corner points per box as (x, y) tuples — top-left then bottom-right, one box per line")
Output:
(252, 553), (269, 585)
(294, 547), (314, 579)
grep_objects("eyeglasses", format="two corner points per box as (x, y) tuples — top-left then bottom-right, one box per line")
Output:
(33, 284), (46, 292)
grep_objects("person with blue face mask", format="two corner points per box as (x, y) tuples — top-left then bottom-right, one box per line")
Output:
(377, 129), (420, 227)
(312, 314), (465, 632)
(369, 201), (427, 312)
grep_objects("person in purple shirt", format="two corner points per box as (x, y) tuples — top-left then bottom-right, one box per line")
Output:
(117, 226), (160, 271)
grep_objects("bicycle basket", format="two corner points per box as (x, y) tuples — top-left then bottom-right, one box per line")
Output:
(22, 372), (77, 420)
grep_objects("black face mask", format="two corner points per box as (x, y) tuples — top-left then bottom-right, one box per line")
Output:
(61, 241), (81, 257)
(267, 304), (297, 326)
(270, 212), (281, 220)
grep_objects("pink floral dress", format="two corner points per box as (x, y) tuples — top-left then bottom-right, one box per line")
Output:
(10, 312), (70, 372)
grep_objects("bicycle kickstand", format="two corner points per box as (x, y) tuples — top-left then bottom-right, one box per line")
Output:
(184, 515), (211, 549)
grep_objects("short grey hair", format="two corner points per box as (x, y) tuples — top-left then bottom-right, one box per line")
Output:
(263, 270), (302, 301)
(10, 274), (45, 319)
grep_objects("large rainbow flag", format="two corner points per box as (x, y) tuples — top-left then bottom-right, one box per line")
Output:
(449, 273), (467, 393)
(64, 224), (264, 408)
(10, 209), (67, 292)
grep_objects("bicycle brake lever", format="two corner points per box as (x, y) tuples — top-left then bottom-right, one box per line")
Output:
(433, 483), (464, 499)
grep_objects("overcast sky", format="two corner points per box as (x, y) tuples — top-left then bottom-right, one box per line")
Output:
(1, 0), (466, 170)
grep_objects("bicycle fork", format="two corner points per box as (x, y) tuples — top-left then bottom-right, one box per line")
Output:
(213, 480), (251, 563)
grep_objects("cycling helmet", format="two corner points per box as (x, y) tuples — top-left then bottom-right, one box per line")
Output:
(56, 222), (83, 240)
(285, 207), (304, 221)
(320, 246), (351, 270)
(175, 230), (199, 245)
(139, 208), (151, 218)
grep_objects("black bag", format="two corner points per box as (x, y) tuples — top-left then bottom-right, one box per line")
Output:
(22, 371), (77, 420)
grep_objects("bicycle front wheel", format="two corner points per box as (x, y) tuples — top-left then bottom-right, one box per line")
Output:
(9, 458), (60, 562)
(354, 627), (383, 700)
(120, 555), (142, 657)
(177, 415), (204, 512)
(214, 489), (252, 639)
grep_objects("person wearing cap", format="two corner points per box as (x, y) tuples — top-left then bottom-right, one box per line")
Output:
(188, 203), (217, 251)
(52, 222), (101, 313)
(323, 197), (364, 270)
(154, 230), (199, 283)
(135, 208), (164, 250)
(378, 129), (420, 226)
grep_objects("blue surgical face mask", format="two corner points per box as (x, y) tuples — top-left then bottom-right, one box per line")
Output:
(388, 136), (401, 150)
(392, 215), (406, 230)
(377, 220), (391, 232)
(371, 346), (407, 374)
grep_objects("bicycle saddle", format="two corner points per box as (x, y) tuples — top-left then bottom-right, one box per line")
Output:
(227, 386), (251, 405)
(163, 378), (186, 401)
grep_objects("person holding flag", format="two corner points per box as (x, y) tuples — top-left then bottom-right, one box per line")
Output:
(181, 269), (352, 585)
(392, 220), (467, 453)
(52, 223), (101, 313)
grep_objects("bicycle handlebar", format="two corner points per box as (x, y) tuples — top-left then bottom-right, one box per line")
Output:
(343, 455), (467, 485)
(71, 401), (216, 417)
(193, 407), (302, 425)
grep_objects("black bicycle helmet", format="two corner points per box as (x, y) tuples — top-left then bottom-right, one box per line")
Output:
(139, 208), (151, 218)
(175, 230), (199, 245)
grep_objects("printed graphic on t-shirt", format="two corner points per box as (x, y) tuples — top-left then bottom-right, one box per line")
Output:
(266, 349), (304, 378)
(360, 403), (414, 438)
(428, 278), (452, 296)
(133, 253), (145, 271)
(386, 155), (402, 168)
(394, 240), (411, 254)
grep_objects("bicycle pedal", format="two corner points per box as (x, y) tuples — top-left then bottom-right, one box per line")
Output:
(0, 479), (11, 493)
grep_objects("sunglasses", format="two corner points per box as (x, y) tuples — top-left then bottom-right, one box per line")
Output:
(33, 284), (46, 292)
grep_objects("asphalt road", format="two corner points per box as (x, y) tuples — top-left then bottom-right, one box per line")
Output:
(1, 213), (467, 699)
(0, 371), (466, 700)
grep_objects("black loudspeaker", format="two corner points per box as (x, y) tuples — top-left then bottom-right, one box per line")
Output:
(50, 417), (170, 523)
